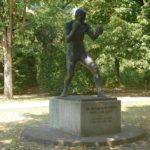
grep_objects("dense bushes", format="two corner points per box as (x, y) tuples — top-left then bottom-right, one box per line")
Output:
(36, 46), (66, 94)
(13, 49), (37, 92)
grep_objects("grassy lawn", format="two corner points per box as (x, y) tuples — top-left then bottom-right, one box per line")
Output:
(0, 95), (150, 150)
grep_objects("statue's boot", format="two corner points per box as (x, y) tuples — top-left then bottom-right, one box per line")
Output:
(98, 91), (107, 97)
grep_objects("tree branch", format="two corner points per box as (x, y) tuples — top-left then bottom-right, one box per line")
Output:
(19, 6), (27, 32)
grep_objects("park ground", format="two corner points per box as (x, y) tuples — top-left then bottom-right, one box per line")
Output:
(0, 90), (150, 150)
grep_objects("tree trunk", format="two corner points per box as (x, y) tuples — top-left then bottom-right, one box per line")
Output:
(3, 0), (14, 99)
(114, 57), (120, 88)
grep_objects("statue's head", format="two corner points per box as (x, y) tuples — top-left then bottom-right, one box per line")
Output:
(75, 8), (86, 22)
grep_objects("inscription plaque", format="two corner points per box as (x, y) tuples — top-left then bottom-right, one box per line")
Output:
(81, 101), (121, 136)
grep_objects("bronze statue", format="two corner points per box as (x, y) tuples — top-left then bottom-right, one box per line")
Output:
(61, 8), (106, 97)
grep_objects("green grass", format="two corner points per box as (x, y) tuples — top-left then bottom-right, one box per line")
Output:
(0, 96), (150, 150)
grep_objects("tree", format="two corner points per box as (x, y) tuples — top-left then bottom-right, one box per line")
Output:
(74, 0), (144, 87)
(1, 0), (14, 99)
(0, 0), (47, 98)
(33, 1), (67, 94)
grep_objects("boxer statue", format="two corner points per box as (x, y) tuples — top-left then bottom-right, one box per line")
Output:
(61, 8), (106, 97)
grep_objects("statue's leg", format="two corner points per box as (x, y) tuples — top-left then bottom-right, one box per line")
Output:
(81, 55), (106, 97)
(60, 59), (75, 97)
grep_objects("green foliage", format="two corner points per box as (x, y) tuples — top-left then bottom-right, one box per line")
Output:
(30, 1), (65, 94)
(0, 0), (150, 94)
(70, 65), (95, 95)
(0, 0), (9, 40)
(13, 49), (37, 92)
(37, 47), (65, 94)
(35, 24), (56, 47)
(80, 0), (116, 24)
(114, 0), (141, 22)
(15, 0), (150, 93)
(121, 67), (145, 88)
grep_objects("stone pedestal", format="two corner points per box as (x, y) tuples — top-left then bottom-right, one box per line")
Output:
(49, 95), (121, 136)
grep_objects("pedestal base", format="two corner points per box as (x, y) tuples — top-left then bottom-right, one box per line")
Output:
(49, 95), (121, 136)
(21, 124), (145, 146)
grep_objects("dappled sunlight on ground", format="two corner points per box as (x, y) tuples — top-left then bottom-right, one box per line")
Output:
(0, 109), (49, 150)
(0, 139), (12, 144)
(0, 94), (49, 103)
(121, 100), (150, 112)
(0, 107), (48, 123)
(0, 124), (7, 130)
(121, 102), (150, 139)
(0, 112), (26, 123)
(0, 95), (150, 149)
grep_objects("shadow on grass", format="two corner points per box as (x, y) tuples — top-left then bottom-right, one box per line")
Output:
(0, 113), (49, 150)
(122, 105), (150, 135)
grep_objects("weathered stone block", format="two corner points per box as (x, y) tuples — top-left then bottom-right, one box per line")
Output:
(49, 95), (121, 136)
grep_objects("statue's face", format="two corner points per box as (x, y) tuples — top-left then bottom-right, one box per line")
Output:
(75, 9), (86, 22)
(78, 13), (86, 22)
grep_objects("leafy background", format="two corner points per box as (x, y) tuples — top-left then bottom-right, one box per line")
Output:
(0, 0), (150, 95)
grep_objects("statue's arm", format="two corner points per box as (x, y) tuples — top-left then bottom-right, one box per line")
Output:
(64, 21), (79, 42)
(86, 24), (103, 41)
